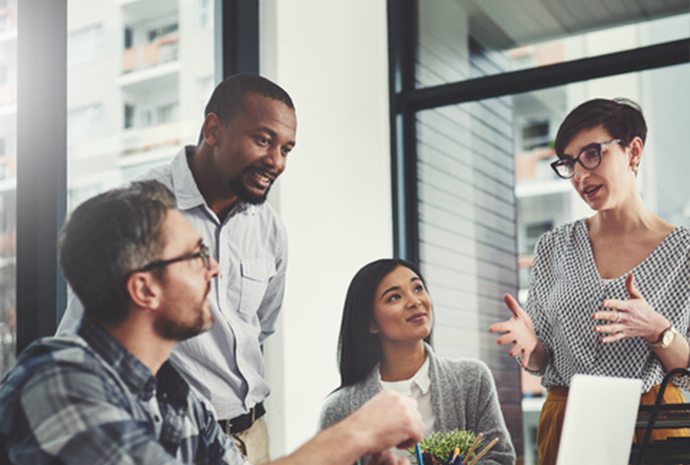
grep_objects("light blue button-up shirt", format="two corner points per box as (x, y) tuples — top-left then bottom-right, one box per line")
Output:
(58, 146), (288, 420)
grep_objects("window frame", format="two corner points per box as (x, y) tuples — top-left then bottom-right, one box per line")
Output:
(15, 0), (259, 352)
(387, 0), (690, 266)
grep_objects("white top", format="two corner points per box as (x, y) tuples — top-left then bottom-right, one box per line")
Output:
(525, 219), (690, 392)
(379, 356), (435, 437)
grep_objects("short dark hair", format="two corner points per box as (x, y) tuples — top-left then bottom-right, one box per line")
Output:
(555, 98), (647, 157)
(59, 181), (176, 326)
(337, 258), (432, 389)
(204, 74), (294, 124)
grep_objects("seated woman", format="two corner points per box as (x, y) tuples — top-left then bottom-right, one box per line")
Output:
(320, 258), (515, 465)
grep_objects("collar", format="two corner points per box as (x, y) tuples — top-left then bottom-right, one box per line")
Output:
(78, 318), (189, 407)
(171, 145), (252, 217)
(378, 353), (431, 396)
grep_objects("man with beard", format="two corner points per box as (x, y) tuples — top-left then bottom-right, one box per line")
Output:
(58, 75), (295, 464)
(0, 181), (423, 465)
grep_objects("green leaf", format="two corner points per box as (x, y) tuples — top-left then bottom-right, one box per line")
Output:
(408, 429), (481, 463)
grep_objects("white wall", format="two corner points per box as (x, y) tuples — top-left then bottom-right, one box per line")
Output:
(259, 0), (393, 456)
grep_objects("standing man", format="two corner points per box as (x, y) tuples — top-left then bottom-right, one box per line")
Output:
(58, 75), (296, 464)
(1, 181), (423, 465)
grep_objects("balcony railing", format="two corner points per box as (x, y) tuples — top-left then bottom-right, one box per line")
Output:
(69, 119), (195, 161)
(122, 34), (179, 73)
(515, 147), (558, 183)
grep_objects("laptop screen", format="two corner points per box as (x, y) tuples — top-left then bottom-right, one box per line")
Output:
(556, 374), (642, 465)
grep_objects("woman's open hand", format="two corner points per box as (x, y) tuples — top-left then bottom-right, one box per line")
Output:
(593, 272), (668, 344)
(489, 294), (540, 368)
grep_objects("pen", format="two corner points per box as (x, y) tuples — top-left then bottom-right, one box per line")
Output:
(415, 443), (424, 465)
(466, 437), (499, 465)
(444, 447), (459, 465)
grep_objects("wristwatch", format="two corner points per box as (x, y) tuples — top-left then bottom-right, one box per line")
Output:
(650, 325), (681, 349)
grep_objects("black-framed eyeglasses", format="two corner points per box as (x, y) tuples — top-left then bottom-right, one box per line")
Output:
(137, 243), (212, 272)
(550, 139), (621, 179)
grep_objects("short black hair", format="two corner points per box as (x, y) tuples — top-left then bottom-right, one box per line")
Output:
(337, 258), (432, 389)
(59, 181), (176, 326)
(204, 74), (295, 124)
(555, 98), (647, 157)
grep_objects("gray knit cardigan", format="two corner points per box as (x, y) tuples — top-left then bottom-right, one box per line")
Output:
(319, 345), (516, 465)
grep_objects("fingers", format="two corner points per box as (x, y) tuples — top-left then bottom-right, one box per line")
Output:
(488, 321), (511, 334)
(395, 438), (417, 450)
(595, 322), (625, 335)
(592, 308), (627, 343)
(600, 299), (630, 311)
(601, 273), (645, 309)
(353, 390), (423, 453)
(601, 330), (626, 344)
(503, 293), (523, 318)
(593, 310), (624, 322)
(367, 452), (385, 465)
(367, 451), (410, 465)
(495, 333), (517, 347)
(626, 272), (643, 299)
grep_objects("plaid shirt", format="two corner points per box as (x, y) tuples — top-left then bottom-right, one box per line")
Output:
(0, 319), (247, 465)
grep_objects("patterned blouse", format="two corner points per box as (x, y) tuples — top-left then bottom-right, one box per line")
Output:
(525, 219), (690, 392)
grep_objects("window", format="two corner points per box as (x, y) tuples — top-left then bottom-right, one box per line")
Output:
(156, 102), (178, 124)
(68, 0), (214, 211)
(147, 23), (177, 42)
(392, 2), (690, 463)
(124, 26), (133, 49)
(521, 120), (550, 151)
(524, 221), (552, 255)
(122, 16), (179, 73)
(15, 0), (257, 365)
(124, 103), (134, 129)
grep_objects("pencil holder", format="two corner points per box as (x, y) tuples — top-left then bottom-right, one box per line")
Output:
(409, 429), (480, 465)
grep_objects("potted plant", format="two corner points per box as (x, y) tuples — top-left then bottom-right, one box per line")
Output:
(410, 429), (484, 465)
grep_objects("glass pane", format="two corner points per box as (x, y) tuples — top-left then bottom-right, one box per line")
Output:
(0, 0), (17, 377)
(415, 96), (522, 450)
(513, 62), (690, 465)
(67, 0), (215, 210)
(417, 0), (690, 87)
(413, 61), (690, 463)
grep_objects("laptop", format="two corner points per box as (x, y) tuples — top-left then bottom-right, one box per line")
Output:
(556, 374), (642, 465)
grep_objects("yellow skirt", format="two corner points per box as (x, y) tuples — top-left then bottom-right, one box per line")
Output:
(536, 384), (690, 465)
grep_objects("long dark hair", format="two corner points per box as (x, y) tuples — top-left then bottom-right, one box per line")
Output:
(337, 258), (432, 389)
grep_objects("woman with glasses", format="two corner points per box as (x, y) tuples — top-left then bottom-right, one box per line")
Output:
(489, 98), (690, 465)
(321, 258), (516, 465)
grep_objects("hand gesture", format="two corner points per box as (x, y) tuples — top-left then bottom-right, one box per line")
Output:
(366, 450), (411, 465)
(593, 272), (668, 344)
(349, 390), (424, 455)
(488, 294), (540, 368)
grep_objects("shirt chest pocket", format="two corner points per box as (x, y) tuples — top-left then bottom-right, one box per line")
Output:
(239, 258), (277, 316)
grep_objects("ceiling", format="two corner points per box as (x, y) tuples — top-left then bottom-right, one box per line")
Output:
(463, 0), (690, 48)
